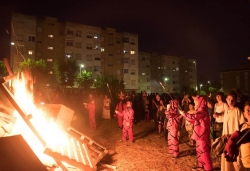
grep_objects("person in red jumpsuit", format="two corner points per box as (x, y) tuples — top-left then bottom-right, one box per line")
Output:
(115, 100), (134, 142)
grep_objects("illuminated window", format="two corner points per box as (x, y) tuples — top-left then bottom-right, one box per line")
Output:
(49, 71), (53, 74)
(48, 47), (53, 50)
(94, 33), (101, 39)
(101, 48), (105, 52)
(123, 50), (129, 54)
(66, 52), (74, 58)
(28, 50), (33, 55)
(130, 50), (135, 54)
(142, 73), (145, 76)
(94, 45), (100, 50)
(48, 35), (54, 38)
(47, 59), (53, 62)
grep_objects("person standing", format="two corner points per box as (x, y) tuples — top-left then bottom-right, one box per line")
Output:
(185, 103), (195, 146)
(83, 93), (96, 129)
(102, 94), (111, 119)
(223, 102), (250, 171)
(213, 92), (228, 139)
(115, 100), (134, 142)
(182, 93), (191, 112)
(165, 99), (180, 158)
(157, 99), (166, 134)
(179, 95), (213, 171)
(114, 92), (127, 129)
(221, 92), (245, 171)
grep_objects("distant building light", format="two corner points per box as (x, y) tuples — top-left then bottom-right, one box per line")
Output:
(101, 48), (105, 52)
(49, 71), (53, 74)
(130, 50), (135, 54)
(47, 59), (53, 62)
(11, 42), (15, 45)
(48, 47), (53, 50)
(48, 35), (54, 38)
(94, 35), (98, 39)
(28, 50), (33, 55)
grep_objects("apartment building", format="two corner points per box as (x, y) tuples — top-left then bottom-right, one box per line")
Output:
(65, 22), (102, 78)
(10, 13), (36, 71)
(10, 12), (197, 93)
(179, 57), (197, 91)
(138, 52), (151, 93)
(101, 28), (139, 90)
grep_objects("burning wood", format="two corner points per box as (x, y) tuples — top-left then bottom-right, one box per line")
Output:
(0, 58), (108, 171)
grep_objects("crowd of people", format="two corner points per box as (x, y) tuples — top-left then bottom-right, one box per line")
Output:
(32, 87), (250, 171)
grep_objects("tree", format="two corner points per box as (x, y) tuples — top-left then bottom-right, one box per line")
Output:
(76, 70), (94, 90)
(0, 60), (7, 77)
(17, 58), (47, 89)
(53, 60), (78, 87)
(93, 75), (125, 104)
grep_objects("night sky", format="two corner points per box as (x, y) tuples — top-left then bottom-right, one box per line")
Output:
(1, 0), (250, 82)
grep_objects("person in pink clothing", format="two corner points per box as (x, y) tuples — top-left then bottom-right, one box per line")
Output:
(115, 100), (134, 142)
(83, 93), (96, 129)
(165, 99), (180, 158)
(114, 92), (127, 129)
(179, 95), (213, 171)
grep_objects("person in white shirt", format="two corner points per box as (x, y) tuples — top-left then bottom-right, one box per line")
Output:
(213, 92), (228, 139)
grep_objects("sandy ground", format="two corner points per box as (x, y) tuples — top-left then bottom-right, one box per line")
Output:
(71, 116), (221, 171)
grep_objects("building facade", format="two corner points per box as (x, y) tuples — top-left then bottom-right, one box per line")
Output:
(10, 12), (197, 93)
(138, 52), (151, 93)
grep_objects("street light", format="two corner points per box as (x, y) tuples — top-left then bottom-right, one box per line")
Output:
(200, 84), (203, 94)
(208, 81), (211, 87)
(79, 64), (84, 74)
(164, 77), (169, 91)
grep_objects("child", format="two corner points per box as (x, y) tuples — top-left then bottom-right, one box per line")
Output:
(179, 96), (213, 171)
(207, 100), (215, 145)
(185, 103), (195, 146)
(115, 100), (134, 142)
(83, 93), (96, 129)
(165, 99), (180, 158)
(157, 100), (166, 134)
(223, 102), (250, 170)
(144, 104), (150, 122)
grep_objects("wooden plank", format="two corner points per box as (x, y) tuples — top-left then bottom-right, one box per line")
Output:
(44, 148), (96, 171)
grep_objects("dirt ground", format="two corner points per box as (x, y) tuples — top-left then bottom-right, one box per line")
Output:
(71, 116), (221, 171)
